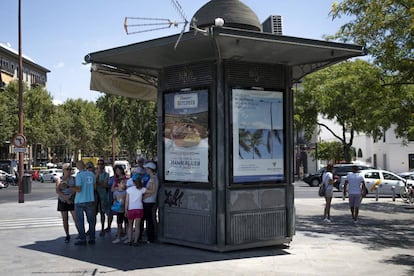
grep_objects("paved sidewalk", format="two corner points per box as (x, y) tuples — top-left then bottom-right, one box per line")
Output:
(0, 192), (413, 275)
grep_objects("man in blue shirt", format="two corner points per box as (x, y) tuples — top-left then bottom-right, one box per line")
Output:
(72, 160), (96, 245)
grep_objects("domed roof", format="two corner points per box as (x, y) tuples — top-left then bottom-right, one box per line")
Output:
(190, 0), (262, 32)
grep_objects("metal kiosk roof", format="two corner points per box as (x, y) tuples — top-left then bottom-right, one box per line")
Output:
(84, 26), (366, 100)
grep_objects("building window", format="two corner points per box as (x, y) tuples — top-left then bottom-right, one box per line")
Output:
(357, 148), (363, 158)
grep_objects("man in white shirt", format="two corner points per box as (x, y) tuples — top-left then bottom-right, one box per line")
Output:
(343, 165), (367, 223)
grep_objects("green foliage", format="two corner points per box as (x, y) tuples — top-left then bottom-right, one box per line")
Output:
(314, 141), (349, 163)
(96, 95), (157, 161)
(327, 0), (414, 140)
(329, 0), (413, 86)
(298, 59), (387, 162)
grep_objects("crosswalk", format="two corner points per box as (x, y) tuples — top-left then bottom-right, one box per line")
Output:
(0, 217), (74, 231)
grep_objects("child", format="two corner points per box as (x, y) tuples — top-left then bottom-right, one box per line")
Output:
(111, 180), (127, 244)
(125, 173), (154, 246)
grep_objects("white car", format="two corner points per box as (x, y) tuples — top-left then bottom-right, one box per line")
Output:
(39, 169), (63, 183)
(340, 169), (413, 196)
(0, 170), (11, 181)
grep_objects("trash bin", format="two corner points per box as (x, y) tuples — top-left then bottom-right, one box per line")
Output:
(23, 173), (32, 194)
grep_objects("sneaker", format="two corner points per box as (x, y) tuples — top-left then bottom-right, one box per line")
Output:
(99, 231), (105, 237)
(74, 240), (87, 246)
(121, 236), (129, 241)
(88, 240), (95, 245)
(64, 235), (70, 243)
(323, 218), (331, 222)
(123, 239), (130, 244)
(353, 219), (358, 224)
(112, 238), (121, 244)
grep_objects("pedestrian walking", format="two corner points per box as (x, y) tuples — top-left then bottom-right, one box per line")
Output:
(343, 165), (367, 223)
(56, 163), (78, 243)
(322, 164), (335, 222)
(72, 160), (96, 245)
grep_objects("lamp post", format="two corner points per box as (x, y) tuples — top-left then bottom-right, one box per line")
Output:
(17, 0), (24, 203)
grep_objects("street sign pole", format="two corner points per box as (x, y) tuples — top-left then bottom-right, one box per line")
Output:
(17, 0), (24, 203)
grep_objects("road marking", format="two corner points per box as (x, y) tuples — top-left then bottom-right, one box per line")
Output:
(0, 217), (74, 231)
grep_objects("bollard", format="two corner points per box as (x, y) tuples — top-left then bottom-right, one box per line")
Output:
(375, 187), (379, 201)
(392, 186), (395, 201)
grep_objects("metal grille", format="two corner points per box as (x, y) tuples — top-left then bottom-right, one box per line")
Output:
(224, 60), (285, 88)
(160, 62), (214, 90)
(163, 208), (213, 244)
(229, 209), (286, 245)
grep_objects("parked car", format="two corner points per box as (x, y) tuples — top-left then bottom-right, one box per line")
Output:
(339, 169), (413, 196)
(398, 169), (414, 180)
(0, 170), (12, 181)
(302, 163), (373, 188)
(302, 167), (326, 187)
(39, 169), (63, 183)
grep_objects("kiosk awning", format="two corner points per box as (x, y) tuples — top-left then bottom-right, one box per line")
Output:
(85, 27), (366, 100)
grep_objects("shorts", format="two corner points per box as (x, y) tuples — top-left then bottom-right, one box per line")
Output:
(57, 200), (74, 212)
(116, 212), (125, 224)
(127, 209), (144, 220)
(325, 187), (334, 197)
(349, 194), (362, 208)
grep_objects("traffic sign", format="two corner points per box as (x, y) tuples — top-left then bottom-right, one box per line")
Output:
(13, 147), (27, 153)
(13, 133), (26, 148)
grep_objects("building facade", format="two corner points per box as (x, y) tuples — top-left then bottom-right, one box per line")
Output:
(0, 42), (50, 170)
(303, 116), (414, 175)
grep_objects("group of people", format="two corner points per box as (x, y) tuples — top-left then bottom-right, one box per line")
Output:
(55, 158), (159, 246)
(322, 164), (367, 223)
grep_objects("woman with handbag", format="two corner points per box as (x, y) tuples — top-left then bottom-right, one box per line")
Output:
(322, 164), (335, 222)
(56, 163), (79, 243)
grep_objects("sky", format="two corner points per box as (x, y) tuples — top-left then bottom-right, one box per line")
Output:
(2, 0), (351, 104)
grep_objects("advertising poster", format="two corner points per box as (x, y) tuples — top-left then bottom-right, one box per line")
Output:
(164, 90), (209, 182)
(232, 89), (284, 183)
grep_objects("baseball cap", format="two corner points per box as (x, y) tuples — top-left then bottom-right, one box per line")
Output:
(143, 162), (156, 170)
(86, 162), (94, 169)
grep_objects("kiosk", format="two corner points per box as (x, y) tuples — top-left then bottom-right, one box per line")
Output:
(85, 0), (365, 251)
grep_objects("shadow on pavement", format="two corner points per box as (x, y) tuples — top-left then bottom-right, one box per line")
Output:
(21, 236), (290, 272)
(296, 200), (414, 274)
(297, 201), (414, 249)
(384, 254), (414, 276)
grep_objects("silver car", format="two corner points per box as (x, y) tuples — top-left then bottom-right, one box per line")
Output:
(39, 169), (63, 183)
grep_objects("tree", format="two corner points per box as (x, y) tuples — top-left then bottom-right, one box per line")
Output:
(314, 141), (353, 163)
(298, 59), (387, 162)
(329, 0), (414, 139)
(96, 95), (157, 161)
(61, 99), (104, 158)
(329, 0), (414, 86)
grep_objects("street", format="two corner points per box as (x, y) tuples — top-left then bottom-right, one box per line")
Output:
(0, 181), (413, 275)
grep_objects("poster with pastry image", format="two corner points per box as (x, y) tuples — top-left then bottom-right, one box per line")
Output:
(164, 90), (209, 182)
